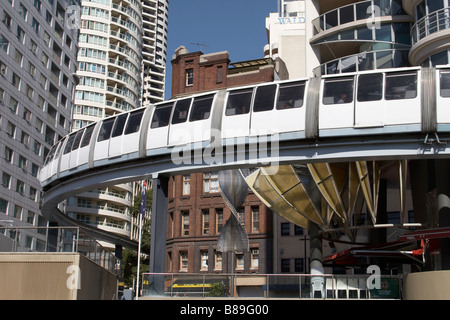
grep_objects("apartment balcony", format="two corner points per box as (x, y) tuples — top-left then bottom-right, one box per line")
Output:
(409, 7), (450, 65)
(310, 0), (412, 66)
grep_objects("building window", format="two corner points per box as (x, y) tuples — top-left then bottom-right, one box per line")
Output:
(295, 258), (304, 273)
(281, 222), (290, 236)
(0, 198), (8, 213)
(182, 174), (190, 195)
(236, 253), (244, 270)
(203, 172), (219, 193)
(6, 121), (15, 137)
(4, 147), (13, 163)
(281, 259), (290, 272)
(181, 211), (189, 236)
(13, 204), (22, 219)
(200, 250), (208, 271)
(251, 206), (260, 233)
(251, 248), (259, 270)
(294, 225), (304, 235)
(29, 187), (37, 201)
(238, 207), (245, 225)
(217, 66), (223, 83)
(180, 251), (188, 271)
(186, 68), (193, 86)
(202, 209), (210, 235)
(216, 208), (223, 234)
(214, 251), (222, 270)
(2, 173), (11, 188)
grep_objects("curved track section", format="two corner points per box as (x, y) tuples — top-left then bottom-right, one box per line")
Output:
(39, 66), (450, 248)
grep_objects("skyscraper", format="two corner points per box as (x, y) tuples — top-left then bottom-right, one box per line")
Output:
(0, 0), (79, 250)
(68, 0), (169, 249)
(142, 0), (169, 105)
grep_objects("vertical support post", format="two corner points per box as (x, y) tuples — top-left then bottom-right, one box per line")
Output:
(149, 174), (169, 295)
(310, 222), (324, 298)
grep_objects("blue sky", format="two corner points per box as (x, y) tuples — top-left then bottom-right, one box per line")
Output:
(164, 0), (278, 98)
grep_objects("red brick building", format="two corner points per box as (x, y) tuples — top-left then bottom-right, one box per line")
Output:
(165, 47), (275, 274)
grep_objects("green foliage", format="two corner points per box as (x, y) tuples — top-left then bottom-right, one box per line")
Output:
(206, 282), (226, 297)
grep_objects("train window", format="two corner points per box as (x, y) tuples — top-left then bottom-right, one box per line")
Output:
(124, 110), (144, 135)
(63, 133), (76, 154)
(253, 84), (277, 112)
(276, 82), (306, 110)
(111, 113), (129, 138)
(54, 137), (66, 158)
(440, 71), (450, 97)
(225, 88), (252, 116)
(71, 128), (85, 151)
(357, 73), (383, 102)
(385, 72), (417, 100)
(190, 95), (214, 121)
(44, 144), (58, 165)
(171, 98), (192, 124)
(151, 103), (173, 128)
(323, 77), (354, 104)
(80, 124), (95, 148)
(97, 118), (115, 142)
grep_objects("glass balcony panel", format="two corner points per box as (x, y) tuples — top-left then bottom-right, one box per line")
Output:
(356, 1), (372, 20)
(339, 5), (354, 25)
(325, 10), (338, 29)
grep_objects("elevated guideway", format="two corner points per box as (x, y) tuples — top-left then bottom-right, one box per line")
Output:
(39, 66), (450, 249)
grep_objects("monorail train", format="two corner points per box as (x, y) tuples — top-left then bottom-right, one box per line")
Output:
(38, 66), (450, 189)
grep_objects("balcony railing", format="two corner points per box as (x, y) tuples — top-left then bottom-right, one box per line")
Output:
(312, 0), (407, 36)
(0, 226), (119, 274)
(411, 7), (450, 46)
(141, 272), (402, 299)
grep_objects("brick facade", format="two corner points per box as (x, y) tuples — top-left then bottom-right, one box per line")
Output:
(166, 47), (275, 274)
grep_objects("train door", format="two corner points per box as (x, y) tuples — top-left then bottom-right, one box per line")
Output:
(250, 84), (277, 136)
(93, 117), (115, 162)
(168, 98), (192, 146)
(74, 123), (96, 168)
(437, 68), (450, 129)
(221, 87), (253, 140)
(354, 73), (384, 127)
(319, 76), (355, 134)
(68, 127), (86, 168)
(60, 132), (77, 172)
(121, 109), (145, 155)
(148, 102), (174, 151)
(108, 113), (129, 158)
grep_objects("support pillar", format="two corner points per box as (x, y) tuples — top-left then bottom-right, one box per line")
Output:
(309, 222), (324, 298)
(149, 174), (168, 295)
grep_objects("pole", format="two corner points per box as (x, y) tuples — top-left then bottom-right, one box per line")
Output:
(135, 212), (143, 300)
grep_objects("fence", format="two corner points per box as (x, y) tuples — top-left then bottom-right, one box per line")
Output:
(141, 272), (402, 299)
(0, 226), (119, 274)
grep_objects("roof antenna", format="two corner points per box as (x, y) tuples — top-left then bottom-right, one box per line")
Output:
(190, 42), (209, 52)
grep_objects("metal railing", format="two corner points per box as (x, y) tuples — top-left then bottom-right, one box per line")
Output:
(412, 7), (450, 46)
(0, 226), (120, 274)
(141, 273), (402, 299)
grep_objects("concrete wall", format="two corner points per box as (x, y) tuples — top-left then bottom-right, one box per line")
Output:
(403, 270), (450, 300)
(0, 253), (117, 300)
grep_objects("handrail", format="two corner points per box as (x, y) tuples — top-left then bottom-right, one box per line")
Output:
(411, 7), (450, 45)
(0, 226), (119, 274)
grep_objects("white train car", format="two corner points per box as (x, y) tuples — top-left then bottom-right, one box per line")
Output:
(319, 67), (422, 136)
(39, 66), (444, 189)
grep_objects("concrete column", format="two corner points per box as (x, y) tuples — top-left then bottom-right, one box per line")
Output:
(149, 175), (169, 295)
(309, 222), (324, 298)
